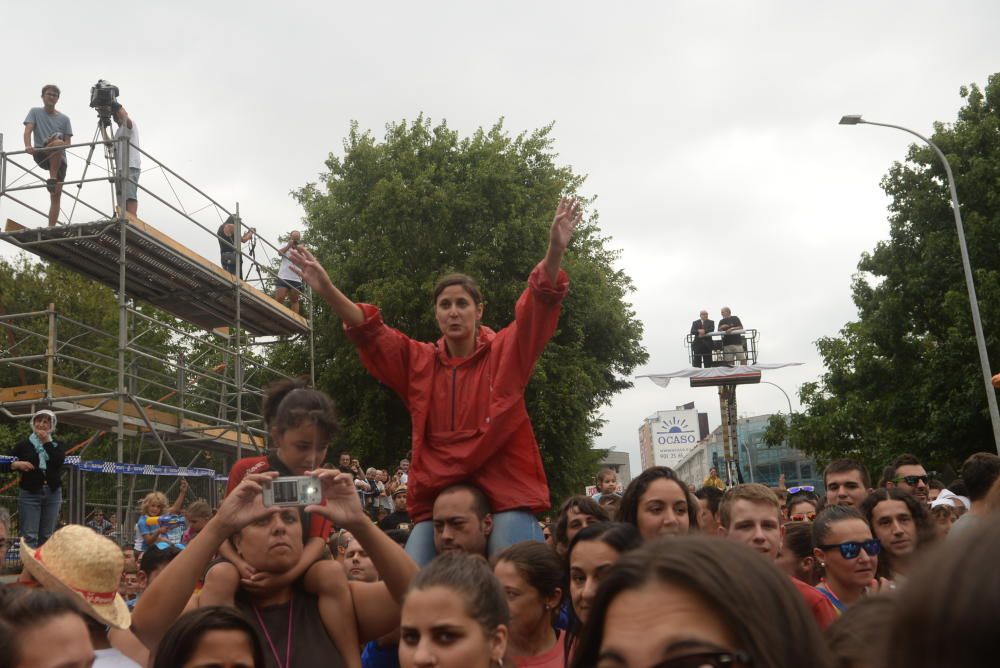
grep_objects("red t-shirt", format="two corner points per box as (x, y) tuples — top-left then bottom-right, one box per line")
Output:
(790, 577), (838, 630)
(227, 454), (333, 541)
(515, 632), (565, 668)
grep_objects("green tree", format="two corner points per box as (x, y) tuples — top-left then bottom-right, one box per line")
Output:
(768, 75), (1000, 476)
(286, 117), (647, 503)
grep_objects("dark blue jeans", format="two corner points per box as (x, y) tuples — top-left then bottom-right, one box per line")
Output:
(19, 486), (62, 548)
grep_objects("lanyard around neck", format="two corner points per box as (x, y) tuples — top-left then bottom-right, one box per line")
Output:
(253, 597), (294, 668)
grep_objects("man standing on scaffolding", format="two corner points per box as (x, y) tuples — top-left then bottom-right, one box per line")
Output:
(275, 230), (304, 314)
(111, 102), (140, 216)
(23, 84), (73, 227)
(217, 214), (254, 275)
(690, 308), (715, 367)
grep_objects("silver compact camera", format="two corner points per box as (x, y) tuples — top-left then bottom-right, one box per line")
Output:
(263, 476), (322, 507)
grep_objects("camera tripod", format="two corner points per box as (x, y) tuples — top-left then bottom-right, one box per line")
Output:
(68, 118), (119, 223)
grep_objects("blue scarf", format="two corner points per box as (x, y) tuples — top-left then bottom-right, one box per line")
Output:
(28, 433), (49, 472)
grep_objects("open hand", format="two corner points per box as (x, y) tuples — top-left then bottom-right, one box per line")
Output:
(241, 568), (294, 593)
(549, 196), (583, 255)
(305, 469), (368, 530)
(287, 247), (333, 294)
(214, 472), (279, 535)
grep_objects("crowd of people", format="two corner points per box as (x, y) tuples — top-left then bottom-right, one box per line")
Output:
(5, 446), (1000, 668)
(3, 194), (1000, 668)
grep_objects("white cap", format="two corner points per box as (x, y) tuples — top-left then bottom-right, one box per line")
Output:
(931, 488), (970, 510)
(32, 409), (57, 432)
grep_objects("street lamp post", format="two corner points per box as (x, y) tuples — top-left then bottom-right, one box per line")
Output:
(840, 115), (1000, 455)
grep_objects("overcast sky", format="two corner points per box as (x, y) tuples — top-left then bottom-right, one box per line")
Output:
(2, 1), (998, 474)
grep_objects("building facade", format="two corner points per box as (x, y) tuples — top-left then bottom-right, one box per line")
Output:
(674, 413), (820, 489)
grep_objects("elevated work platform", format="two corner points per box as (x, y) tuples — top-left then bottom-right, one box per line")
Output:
(2, 217), (308, 337)
(0, 383), (263, 455)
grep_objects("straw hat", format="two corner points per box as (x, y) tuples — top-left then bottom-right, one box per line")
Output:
(392, 485), (408, 498)
(21, 524), (131, 629)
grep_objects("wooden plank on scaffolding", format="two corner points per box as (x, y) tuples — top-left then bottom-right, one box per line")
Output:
(0, 217), (308, 337)
(0, 382), (263, 454)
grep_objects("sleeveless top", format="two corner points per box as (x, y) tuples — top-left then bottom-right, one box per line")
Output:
(235, 587), (347, 668)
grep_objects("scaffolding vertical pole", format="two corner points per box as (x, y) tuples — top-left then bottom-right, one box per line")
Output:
(45, 303), (56, 396)
(0, 133), (6, 198)
(234, 203), (244, 461)
(115, 133), (128, 535)
(718, 386), (731, 484)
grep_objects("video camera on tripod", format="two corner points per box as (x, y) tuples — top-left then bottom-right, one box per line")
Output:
(89, 79), (120, 127)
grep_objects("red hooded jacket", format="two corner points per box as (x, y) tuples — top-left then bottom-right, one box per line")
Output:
(344, 262), (568, 522)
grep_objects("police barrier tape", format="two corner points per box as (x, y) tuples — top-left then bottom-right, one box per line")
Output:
(0, 455), (228, 481)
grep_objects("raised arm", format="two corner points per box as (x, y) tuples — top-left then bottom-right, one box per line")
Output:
(541, 196), (583, 283)
(167, 479), (188, 514)
(130, 472), (277, 650)
(307, 469), (419, 641)
(288, 247), (364, 326)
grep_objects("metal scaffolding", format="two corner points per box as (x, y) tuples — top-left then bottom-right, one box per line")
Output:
(0, 128), (315, 535)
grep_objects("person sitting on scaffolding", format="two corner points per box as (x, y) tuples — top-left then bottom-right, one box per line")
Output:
(111, 102), (141, 217)
(23, 84), (73, 228)
(274, 230), (305, 314)
(718, 306), (747, 365)
(217, 214), (254, 276)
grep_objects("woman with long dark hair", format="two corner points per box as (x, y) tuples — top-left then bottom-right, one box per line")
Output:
(151, 607), (265, 668)
(493, 541), (565, 668)
(564, 522), (640, 660)
(570, 536), (832, 668)
(618, 467), (698, 541)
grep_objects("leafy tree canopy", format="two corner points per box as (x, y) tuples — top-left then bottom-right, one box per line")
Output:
(765, 75), (1000, 477)
(287, 117), (647, 503)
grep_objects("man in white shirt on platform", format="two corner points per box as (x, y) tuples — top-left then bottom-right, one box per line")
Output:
(275, 230), (304, 314)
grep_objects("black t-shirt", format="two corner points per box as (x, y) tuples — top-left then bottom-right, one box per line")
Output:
(379, 510), (411, 532)
(217, 221), (234, 256)
(719, 315), (744, 346)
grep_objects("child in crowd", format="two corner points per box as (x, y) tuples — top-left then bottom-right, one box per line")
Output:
(198, 378), (361, 668)
(181, 499), (212, 544)
(134, 479), (188, 553)
(592, 468), (619, 502)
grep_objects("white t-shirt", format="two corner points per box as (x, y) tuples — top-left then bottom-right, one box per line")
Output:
(277, 253), (299, 281)
(114, 120), (141, 170)
(94, 648), (142, 667)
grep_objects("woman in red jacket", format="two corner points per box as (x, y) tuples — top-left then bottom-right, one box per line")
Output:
(290, 197), (581, 564)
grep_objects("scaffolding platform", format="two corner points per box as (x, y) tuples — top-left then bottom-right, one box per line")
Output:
(2, 217), (308, 337)
(0, 383), (263, 455)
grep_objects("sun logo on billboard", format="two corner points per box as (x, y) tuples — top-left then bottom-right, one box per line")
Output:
(658, 416), (691, 435)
